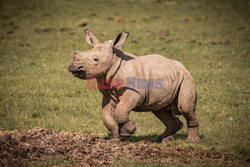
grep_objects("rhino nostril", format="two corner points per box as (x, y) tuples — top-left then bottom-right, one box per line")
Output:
(78, 66), (84, 69)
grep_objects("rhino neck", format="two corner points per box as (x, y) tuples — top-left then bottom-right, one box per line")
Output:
(104, 48), (124, 83)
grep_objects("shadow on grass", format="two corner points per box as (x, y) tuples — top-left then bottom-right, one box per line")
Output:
(127, 133), (205, 143)
(127, 133), (188, 143)
(127, 134), (157, 142)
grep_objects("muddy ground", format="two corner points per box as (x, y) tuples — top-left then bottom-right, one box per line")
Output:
(0, 127), (235, 166)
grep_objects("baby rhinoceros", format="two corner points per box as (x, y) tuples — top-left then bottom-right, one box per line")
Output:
(68, 29), (201, 143)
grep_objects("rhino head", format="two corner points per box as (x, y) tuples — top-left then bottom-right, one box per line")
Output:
(68, 29), (129, 79)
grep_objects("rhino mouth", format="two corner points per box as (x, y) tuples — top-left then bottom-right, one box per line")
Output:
(72, 70), (87, 79)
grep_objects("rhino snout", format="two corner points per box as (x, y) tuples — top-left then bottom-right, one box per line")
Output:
(68, 64), (87, 79)
(68, 64), (85, 72)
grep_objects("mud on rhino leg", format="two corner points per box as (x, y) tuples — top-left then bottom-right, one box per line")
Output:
(153, 108), (183, 143)
(102, 97), (119, 140)
(178, 73), (201, 143)
(114, 90), (141, 139)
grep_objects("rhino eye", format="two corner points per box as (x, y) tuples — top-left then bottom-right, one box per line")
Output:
(93, 58), (98, 62)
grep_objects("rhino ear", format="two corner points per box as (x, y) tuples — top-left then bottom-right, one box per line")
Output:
(84, 29), (100, 47)
(111, 32), (129, 48)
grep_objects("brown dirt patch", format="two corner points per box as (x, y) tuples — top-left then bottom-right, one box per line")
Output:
(78, 22), (88, 27)
(6, 26), (18, 34)
(34, 28), (54, 33)
(0, 127), (235, 166)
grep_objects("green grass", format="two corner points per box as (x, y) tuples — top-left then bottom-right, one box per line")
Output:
(27, 158), (74, 167)
(0, 0), (249, 166)
(111, 158), (243, 167)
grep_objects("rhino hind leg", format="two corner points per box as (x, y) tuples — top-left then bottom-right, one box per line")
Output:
(178, 73), (201, 143)
(153, 108), (183, 143)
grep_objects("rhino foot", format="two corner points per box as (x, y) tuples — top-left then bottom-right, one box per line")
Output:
(119, 120), (137, 140)
(186, 127), (201, 143)
(186, 137), (201, 143)
(154, 135), (174, 143)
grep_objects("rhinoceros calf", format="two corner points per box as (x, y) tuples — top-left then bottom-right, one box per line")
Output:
(68, 29), (201, 143)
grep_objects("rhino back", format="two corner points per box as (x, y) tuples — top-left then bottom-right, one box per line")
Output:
(115, 54), (186, 111)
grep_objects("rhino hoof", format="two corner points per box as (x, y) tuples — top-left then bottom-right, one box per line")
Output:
(186, 137), (201, 144)
(124, 121), (137, 134)
(119, 120), (137, 137)
(162, 136), (175, 142)
(154, 136), (174, 143)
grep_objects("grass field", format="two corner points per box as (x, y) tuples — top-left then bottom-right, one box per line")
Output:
(0, 0), (249, 166)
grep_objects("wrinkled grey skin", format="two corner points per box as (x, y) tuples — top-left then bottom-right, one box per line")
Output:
(68, 29), (201, 143)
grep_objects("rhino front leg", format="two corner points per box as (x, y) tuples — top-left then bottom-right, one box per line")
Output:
(153, 108), (183, 143)
(102, 97), (119, 140)
(114, 90), (141, 139)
